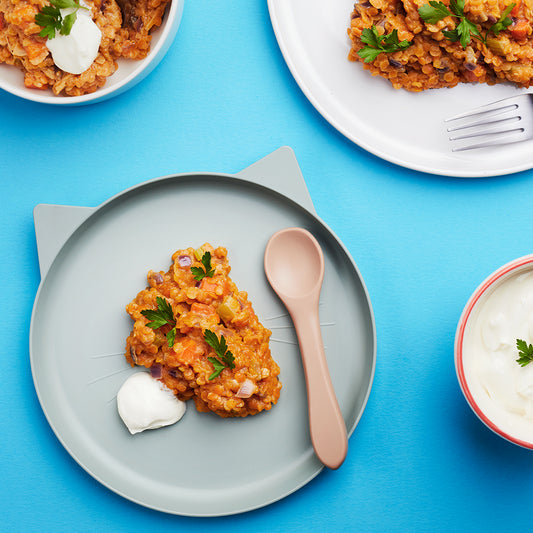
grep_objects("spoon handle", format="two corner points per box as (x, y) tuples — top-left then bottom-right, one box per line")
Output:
(292, 309), (348, 469)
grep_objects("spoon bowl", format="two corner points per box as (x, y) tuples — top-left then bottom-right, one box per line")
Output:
(264, 227), (348, 469)
(264, 227), (324, 299)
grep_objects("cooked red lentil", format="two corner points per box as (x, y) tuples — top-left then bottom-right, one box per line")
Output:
(125, 244), (282, 418)
(348, 0), (533, 91)
(0, 0), (170, 96)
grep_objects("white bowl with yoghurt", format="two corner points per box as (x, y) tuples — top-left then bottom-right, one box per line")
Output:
(0, 0), (184, 105)
(455, 254), (533, 449)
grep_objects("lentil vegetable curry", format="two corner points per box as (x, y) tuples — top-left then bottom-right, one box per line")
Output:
(0, 0), (170, 95)
(348, 0), (533, 90)
(125, 244), (282, 418)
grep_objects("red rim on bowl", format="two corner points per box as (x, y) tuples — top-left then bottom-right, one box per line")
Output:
(455, 254), (533, 449)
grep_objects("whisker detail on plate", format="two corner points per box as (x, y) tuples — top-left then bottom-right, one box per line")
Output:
(269, 322), (334, 330)
(90, 352), (124, 359)
(87, 366), (131, 385)
(270, 337), (298, 345)
(263, 312), (290, 321)
(107, 394), (118, 404)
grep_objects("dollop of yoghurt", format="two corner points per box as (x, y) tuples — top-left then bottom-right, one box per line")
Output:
(463, 270), (533, 441)
(46, 1), (102, 74)
(117, 373), (186, 434)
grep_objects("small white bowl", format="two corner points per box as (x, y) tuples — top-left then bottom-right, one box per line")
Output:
(0, 0), (184, 105)
(455, 254), (533, 449)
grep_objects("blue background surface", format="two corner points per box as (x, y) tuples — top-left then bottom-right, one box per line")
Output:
(3, 1), (533, 531)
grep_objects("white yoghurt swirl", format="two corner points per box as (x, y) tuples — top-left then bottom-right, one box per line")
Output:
(117, 372), (186, 435)
(46, 1), (102, 74)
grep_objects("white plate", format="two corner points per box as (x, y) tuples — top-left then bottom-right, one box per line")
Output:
(268, 0), (533, 177)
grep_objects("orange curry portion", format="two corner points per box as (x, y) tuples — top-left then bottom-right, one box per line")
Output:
(125, 244), (282, 417)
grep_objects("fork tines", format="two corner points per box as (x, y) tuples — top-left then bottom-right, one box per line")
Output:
(445, 95), (530, 151)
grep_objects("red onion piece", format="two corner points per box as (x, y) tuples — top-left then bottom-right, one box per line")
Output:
(178, 255), (192, 267)
(153, 273), (164, 284)
(150, 364), (162, 379)
(236, 379), (255, 398)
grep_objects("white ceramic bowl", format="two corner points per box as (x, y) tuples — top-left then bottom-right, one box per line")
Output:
(455, 254), (533, 449)
(0, 0), (184, 105)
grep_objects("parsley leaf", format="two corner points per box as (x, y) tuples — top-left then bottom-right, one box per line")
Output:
(516, 338), (533, 367)
(204, 329), (235, 380)
(490, 3), (515, 35)
(418, 0), (516, 48)
(442, 28), (460, 41)
(358, 26), (412, 63)
(35, 7), (62, 39)
(166, 327), (177, 348)
(141, 296), (174, 328)
(456, 17), (480, 47)
(207, 357), (227, 380)
(418, 1), (452, 24)
(61, 11), (77, 35)
(35, 0), (87, 40)
(141, 296), (177, 347)
(191, 251), (216, 281)
(449, 0), (465, 17)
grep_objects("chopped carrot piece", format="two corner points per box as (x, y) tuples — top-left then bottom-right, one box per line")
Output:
(172, 337), (203, 365)
(199, 278), (219, 294)
(511, 18), (531, 40)
(190, 302), (217, 317)
(511, 0), (522, 17)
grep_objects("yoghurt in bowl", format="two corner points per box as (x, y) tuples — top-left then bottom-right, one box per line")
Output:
(455, 254), (533, 448)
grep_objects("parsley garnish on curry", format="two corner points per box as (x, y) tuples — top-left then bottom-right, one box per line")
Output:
(348, 0), (533, 91)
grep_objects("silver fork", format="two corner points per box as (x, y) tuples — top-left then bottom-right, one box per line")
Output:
(445, 93), (533, 152)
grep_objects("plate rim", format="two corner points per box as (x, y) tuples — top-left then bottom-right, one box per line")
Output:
(29, 171), (377, 516)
